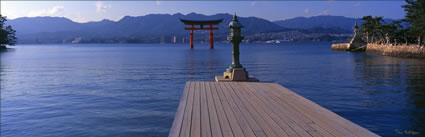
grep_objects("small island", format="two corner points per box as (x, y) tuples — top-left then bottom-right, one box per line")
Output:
(332, 1), (425, 58)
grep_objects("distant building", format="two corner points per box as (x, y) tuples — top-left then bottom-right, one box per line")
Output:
(160, 36), (165, 44)
(71, 37), (82, 44)
(173, 36), (177, 43)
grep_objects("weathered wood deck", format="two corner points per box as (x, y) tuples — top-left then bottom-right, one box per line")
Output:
(169, 82), (379, 137)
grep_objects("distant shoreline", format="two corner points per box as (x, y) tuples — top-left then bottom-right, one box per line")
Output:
(13, 41), (339, 45)
(10, 41), (339, 46)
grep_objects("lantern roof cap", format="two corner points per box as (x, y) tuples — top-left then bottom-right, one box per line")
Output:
(228, 13), (243, 28)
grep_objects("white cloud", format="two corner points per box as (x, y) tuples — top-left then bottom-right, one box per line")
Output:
(304, 8), (310, 14)
(28, 6), (64, 17)
(96, 1), (111, 12)
(156, 0), (161, 6)
(72, 12), (88, 23)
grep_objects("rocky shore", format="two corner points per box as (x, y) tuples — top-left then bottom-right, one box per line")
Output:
(366, 44), (425, 58)
(330, 43), (350, 51)
(332, 43), (425, 58)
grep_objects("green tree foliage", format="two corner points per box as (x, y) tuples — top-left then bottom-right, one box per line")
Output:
(0, 14), (17, 46)
(360, 16), (386, 43)
(403, 0), (425, 38)
(359, 0), (425, 45)
(389, 21), (410, 44)
(360, 16), (374, 42)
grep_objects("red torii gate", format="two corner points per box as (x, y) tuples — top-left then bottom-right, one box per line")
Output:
(180, 19), (223, 49)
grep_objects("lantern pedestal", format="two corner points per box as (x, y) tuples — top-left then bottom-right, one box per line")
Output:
(215, 68), (259, 82)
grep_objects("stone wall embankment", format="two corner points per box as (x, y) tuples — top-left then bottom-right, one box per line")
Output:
(366, 44), (425, 58)
(331, 43), (350, 51)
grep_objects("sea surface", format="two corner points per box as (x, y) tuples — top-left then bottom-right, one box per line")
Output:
(1, 43), (424, 137)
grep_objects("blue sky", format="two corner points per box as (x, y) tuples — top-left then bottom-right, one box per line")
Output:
(1, 1), (406, 23)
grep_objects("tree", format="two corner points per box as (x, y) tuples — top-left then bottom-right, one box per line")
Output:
(360, 16), (385, 43)
(359, 0), (425, 45)
(5, 26), (17, 45)
(373, 16), (385, 43)
(360, 16), (374, 42)
(0, 14), (17, 47)
(403, 0), (425, 45)
(388, 21), (410, 44)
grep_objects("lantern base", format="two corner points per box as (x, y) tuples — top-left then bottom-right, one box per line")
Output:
(215, 75), (259, 82)
(216, 68), (259, 82)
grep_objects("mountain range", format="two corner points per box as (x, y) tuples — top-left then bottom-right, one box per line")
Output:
(6, 13), (396, 44)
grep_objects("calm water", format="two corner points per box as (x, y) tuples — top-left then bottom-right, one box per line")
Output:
(1, 43), (424, 137)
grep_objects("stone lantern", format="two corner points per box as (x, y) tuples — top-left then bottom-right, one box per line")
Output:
(226, 14), (244, 73)
(216, 14), (254, 81)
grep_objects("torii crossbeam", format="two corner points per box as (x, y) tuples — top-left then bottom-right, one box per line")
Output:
(180, 19), (223, 49)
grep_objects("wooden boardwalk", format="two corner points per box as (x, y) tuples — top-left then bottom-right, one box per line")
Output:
(169, 82), (379, 137)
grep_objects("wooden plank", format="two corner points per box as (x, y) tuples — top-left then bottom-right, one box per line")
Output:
(210, 82), (235, 137)
(214, 82), (246, 137)
(205, 82), (223, 137)
(171, 82), (378, 137)
(260, 83), (353, 137)
(244, 82), (326, 137)
(254, 84), (333, 137)
(226, 82), (290, 137)
(264, 83), (359, 137)
(221, 82), (281, 137)
(237, 82), (308, 137)
(285, 86), (377, 137)
(247, 83), (325, 137)
(169, 82), (191, 137)
(201, 82), (212, 137)
(269, 83), (379, 137)
(216, 82), (257, 137)
(190, 82), (201, 137)
(179, 82), (195, 137)
(311, 123), (335, 137)
(219, 82), (268, 137)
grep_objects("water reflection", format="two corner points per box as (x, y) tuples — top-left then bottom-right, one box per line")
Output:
(0, 48), (12, 99)
(207, 49), (217, 76)
(183, 49), (197, 78)
(355, 54), (404, 91)
(354, 53), (425, 136)
(404, 59), (425, 136)
(1, 49), (3, 102)
(183, 45), (229, 81)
